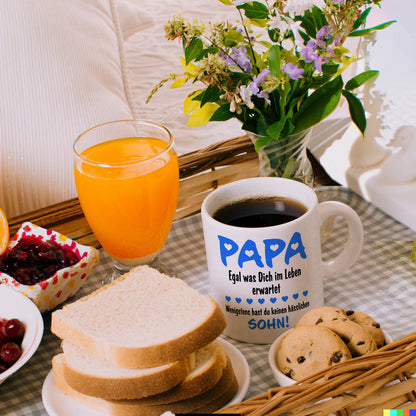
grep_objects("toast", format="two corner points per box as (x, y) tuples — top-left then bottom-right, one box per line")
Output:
(59, 340), (227, 401)
(51, 266), (226, 368)
(53, 355), (238, 416)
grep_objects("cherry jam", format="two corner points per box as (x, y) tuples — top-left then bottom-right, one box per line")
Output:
(0, 235), (80, 285)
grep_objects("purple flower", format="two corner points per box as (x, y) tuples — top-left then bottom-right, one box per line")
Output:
(313, 55), (329, 73)
(246, 69), (271, 103)
(317, 25), (333, 40)
(282, 62), (304, 80)
(253, 68), (270, 85)
(300, 40), (318, 63)
(229, 47), (253, 73)
(332, 0), (345, 4)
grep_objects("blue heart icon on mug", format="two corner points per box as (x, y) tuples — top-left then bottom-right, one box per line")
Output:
(258, 298), (265, 304)
(246, 298), (253, 304)
(303, 290), (308, 297)
(293, 293), (299, 300)
(282, 296), (288, 302)
(225, 296), (231, 302)
(235, 297), (242, 303)
(270, 297), (277, 303)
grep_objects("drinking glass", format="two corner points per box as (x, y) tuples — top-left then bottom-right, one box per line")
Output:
(73, 120), (179, 283)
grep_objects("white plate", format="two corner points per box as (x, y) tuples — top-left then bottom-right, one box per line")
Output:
(218, 337), (250, 405)
(42, 338), (250, 416)
(0, 284), (44, 384)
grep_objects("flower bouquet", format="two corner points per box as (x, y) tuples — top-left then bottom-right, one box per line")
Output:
(148, 0), (394, 182)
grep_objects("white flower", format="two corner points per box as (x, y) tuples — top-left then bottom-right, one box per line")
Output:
(286, 17), (304, 48)
(268, 16), (289, 32)
(283, 0), (315, 17)
(268, 15), (303, 49)
(239, 85), (255, 109)
(282, 38), (294, 51)
(313, 0), (326, 8)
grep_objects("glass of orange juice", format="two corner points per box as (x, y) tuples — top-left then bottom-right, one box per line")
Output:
(73, 120), (179, 281)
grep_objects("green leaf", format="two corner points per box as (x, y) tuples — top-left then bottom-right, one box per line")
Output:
(268, 28), (280, 43)
(352, 7), (372, 30)
(293, 75), (343, 133)
(345, 70), (379, 90)
(217, 0), (233, 4)
(299, 15), (316, 38)
(194, 85), (222, 106)
(253, 135), (273, 152)
(197, 46), (219, 60)
(237, 1), (269, 20)
(311, 5), (327, 28)
(266, 119), (285, 140)
(298, 29), (310, 43)
(184, 38), (203, 65)
(342, 90), (366, 136)
(224, 29), (246, 43)
(411, 242), (416, 264)
(267, 45), (281, 77)
(248, 18), (268, 28)
(349, 21), (396, 37)
(209, 103), (234, 122)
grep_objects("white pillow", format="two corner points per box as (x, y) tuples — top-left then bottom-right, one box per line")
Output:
(0, 0), (138, 217)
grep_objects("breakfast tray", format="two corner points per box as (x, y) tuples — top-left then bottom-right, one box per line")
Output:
(2, 187), (416, 416)
(2, 135), (416, 416)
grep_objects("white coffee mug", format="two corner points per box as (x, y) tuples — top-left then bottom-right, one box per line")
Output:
(201, 177), (364, 344)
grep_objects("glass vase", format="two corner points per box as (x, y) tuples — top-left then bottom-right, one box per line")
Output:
(248, 128), (333, 238)
(247, 128), (314, 187)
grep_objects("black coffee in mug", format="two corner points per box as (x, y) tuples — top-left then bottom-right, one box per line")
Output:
(213, 196), (307, 228)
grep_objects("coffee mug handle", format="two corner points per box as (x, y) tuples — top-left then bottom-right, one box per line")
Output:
(318, 201), (364, 276)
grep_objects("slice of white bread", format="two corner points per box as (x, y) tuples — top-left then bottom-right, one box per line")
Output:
(135, 340), (227, 404)
(59, 341), (193, 400)
(51, 266), (226, 368)
(60, 339), (227, 401)
(52, 355), (238, 416)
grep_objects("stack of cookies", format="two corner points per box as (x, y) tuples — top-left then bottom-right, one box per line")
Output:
(50, 266), (238, 415)
(278, 306), (385, 381)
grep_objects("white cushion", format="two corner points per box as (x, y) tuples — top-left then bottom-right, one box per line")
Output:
(0, 0), (138, 217)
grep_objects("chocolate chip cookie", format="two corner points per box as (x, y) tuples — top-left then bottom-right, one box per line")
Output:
(344, 309), (385, 348)
(295, 306), (347, 327)
(277, 325), (352, 381)
(316, 318), (377, 357)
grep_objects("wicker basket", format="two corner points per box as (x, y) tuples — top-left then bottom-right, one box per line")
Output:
(218, 332), (416, 416)
(175, 134), (259, 220)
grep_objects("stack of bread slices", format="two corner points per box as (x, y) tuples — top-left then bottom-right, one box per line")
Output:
(50, 266), (238, 415)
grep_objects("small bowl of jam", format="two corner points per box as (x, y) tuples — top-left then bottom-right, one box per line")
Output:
(0, 222), (99, 312)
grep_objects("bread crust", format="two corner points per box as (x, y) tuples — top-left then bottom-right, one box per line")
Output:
(60, 352), (193, 400)
(135, 340), (228, 404)
(53, 355), (238, 416)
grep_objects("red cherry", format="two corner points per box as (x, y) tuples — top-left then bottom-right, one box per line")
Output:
(2, 319), (25, 342)
(0, 342), (21, 363)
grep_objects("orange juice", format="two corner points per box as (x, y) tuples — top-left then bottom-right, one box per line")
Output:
(74, 137), (179, 264)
